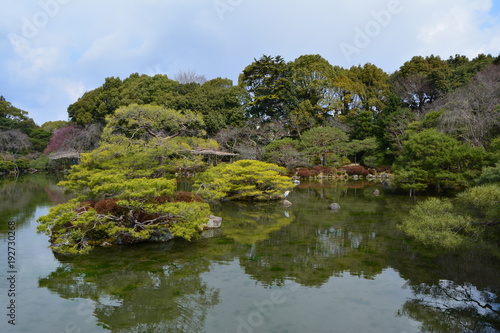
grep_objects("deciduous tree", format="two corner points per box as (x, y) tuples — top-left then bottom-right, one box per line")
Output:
(0, 129), (32, 153)
(434, 64), (500, 147)
(174, 70), (207, 84)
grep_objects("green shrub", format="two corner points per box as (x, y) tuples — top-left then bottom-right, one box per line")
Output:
(399, 184), (500, 249)
(0, 159), (16, 173)
(29, 154), (50, 170)
(194, 160), (293, 201)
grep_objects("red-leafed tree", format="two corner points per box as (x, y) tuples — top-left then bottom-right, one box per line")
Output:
(44, 123), (102, 154)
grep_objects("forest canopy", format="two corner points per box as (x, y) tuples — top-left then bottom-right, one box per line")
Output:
(2, 53), (498, 184)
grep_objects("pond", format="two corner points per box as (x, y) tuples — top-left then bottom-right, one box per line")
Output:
(1, 174), (499, 333)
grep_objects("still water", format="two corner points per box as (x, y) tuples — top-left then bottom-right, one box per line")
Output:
(1, 174), (499, 333)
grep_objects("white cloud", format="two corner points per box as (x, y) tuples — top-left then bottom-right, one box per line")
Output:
(48, 77), (85, 102)
(7, 40), (63, 81)
(79, 32), (130, 63)
(0, 0), (499, 125)
(408, 0), (498, 57)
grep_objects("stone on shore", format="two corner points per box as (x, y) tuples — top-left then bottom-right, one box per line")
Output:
(328, 203), (340, 210)
(204, 215), (223, 229)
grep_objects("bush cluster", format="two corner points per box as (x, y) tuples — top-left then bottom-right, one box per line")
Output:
(341, 165), (370, 176)
(293, 166), (353, 178)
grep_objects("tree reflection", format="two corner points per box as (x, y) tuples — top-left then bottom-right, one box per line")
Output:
(399, 280), (500, 332)
(0, 174), (69, 233)
(213, 201), (296, 244)
(39, 242), (221, 333)
(237, 213), (389, 287)
(9, 175), (500, 331)
(392, 244), (500, 333)
(234, 182), (413, 287)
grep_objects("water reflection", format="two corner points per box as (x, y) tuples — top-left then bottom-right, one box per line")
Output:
(399, 280), (500, 332)
(395, 248), (500, 332)
(39, 243), (222, 333)
(36, 180), (417, 330)
(2, 175), (499, 332)
(232, 181), (412, 287)
(212, 201), (296, 244)
(0, 174), (68, 233)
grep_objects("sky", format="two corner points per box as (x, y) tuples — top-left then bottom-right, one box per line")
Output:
(1, 0), (499, 125)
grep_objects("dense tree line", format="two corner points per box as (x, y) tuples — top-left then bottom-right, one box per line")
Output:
(1, 55), (499, 178)
(2, 53), (499, 185)
(0, 96), (52, 153)
(66, 74), (247, 136)
(64, 53), (499, 162)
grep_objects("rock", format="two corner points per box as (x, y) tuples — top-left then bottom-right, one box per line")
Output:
(204, 215), (222, 229)
(328, 203), (340, 210)
(381, 180), (392, 190)
(283, 200), (292, 206)
(148, 228), (175, 242)
(372, 189), (380, 196)
(115, 232), (139, 245)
